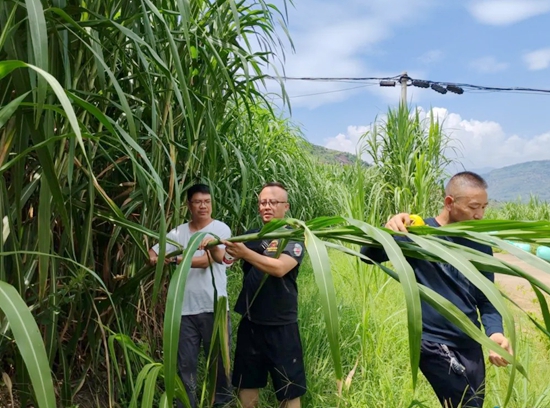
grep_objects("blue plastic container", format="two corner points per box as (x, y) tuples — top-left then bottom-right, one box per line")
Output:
(508, 241), (532, 252)
(515, 242), (532, 252)
(536, 245), (550, 261)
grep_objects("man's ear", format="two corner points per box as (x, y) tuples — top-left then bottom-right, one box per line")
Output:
(443, 195), (454, 211)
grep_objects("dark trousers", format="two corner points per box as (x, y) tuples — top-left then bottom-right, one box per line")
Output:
(176, 313), (232, 408)
(419, 340), (485, 408)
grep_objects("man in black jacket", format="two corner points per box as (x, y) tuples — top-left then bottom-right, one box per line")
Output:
(222, 182), (306, 408)
(361, 171), (512, 408)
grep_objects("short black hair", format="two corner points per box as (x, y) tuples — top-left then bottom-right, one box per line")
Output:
(187, 183), (211, 201)
(261, 181), (287, 192)
(445, 171), (488, 196)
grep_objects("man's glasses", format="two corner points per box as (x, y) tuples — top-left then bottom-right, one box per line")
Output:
(189, 200), (211, 206)
(258, 200), (287, 208)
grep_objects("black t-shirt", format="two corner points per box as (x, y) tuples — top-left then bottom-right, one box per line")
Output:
(234, 229), (305, 325)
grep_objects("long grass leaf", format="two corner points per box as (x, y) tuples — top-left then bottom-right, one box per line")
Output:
(163, 232), (208, 404)
(24, 0), (47, 118)
(0, 281), (56, 408)
(341, 244), (524, 373)
(129, 363), (155, 408)
(37, 177), (51, 301)
(141, 365), (162, 408)
(347, 218), (422, 387)
(0, 91), (29, 129)
(303, 227), (343, 386)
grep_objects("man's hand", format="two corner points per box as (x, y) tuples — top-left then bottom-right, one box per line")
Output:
(199, 237), (217, 251)
(489, 332), (512, 367)
(148, 249), (179, 266)
(385, 213), (412, 232)
(223, 241), (250, 261)
(199, 237), (224, 264)
(148, 249), (159, 266)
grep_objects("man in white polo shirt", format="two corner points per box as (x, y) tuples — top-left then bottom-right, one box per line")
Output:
(149, 183), (231, 408)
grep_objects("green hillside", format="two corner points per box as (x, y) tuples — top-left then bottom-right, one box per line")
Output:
(306, 143), (368, 166)
(484, 160), (550, 202)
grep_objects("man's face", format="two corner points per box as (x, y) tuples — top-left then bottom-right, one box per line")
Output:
(447, 187), (488, 223)
(258, 186), (289, 224)
(187, 192), (212, 222)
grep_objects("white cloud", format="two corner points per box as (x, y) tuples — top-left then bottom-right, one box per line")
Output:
(469, 56), (509, 73)
(324, 107), (550, 169)
(523, 48), (550, 70)
(468, 0), (550, 25)
(264, 0), (438, 108)
(324, 125), (371, 159)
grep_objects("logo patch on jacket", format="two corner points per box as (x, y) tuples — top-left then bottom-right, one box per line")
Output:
(265, 240), (279, 253)
(293, 243), (303, 257)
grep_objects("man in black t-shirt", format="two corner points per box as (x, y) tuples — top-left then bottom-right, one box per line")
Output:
(361, 172), (512, 408)
(222, 182), (306, 408)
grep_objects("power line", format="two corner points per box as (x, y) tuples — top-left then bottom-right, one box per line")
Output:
(265, 74), (550, 96)
(289, 84), (376, 98)
(266, 75), (399, 82)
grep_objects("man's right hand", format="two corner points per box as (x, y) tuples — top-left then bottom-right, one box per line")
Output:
(199, 237), (217, 250)
(385, 213), (412, 232)
(148, 249), (159, 266)
(148, 249), (177, 265)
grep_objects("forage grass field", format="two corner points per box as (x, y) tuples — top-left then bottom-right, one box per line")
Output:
(4, 0), (550, 405)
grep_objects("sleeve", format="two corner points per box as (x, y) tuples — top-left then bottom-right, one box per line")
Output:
(218, 222), (231, 242)
(151, 228), (181, 255)
(282, 240), (305, 264)
(360, 245), (389, 264)
(476, 246), (504, 336)
(359, 228), (411, 264)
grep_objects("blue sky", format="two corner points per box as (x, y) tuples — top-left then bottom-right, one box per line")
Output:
(264, 0), (550, 170)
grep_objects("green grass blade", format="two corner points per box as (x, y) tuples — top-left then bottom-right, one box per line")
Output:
(159, 392), (169, 408)
(0, 91), (29, 129)
(163, 231), (208, 404)
(141, 365), (162, 408)
(349, 245), (523, 372)
(37, 177), (51, 301)
(347, 218), (422, 387)
(532, 285), (550, 334)
(470, 231), (550, 275)
(24, 0), (48, 118)
(331, 241), (524, 376)
(215, 296), (230, 379)
(129, 363), (155, 408)
(0, 281), (56, 408)
(303, 227), (343, 386)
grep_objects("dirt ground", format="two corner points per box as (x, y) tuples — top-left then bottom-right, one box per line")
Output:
(494, 253), (550, 314)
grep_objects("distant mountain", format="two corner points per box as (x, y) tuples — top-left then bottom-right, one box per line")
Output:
(483, 160), (550, 202)
(471, 166), (496, 175)
(306, 143), (368, 166)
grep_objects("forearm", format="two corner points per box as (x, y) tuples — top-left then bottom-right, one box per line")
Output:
(479, 302), (504, 336)
(241, 249), (291, 278)
(478, 274), (504, 336)
(208, 246), (224, 264)
(190, 254), (211, 268)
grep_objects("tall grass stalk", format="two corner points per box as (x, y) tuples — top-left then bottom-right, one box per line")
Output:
(364, 104), (452, 217)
